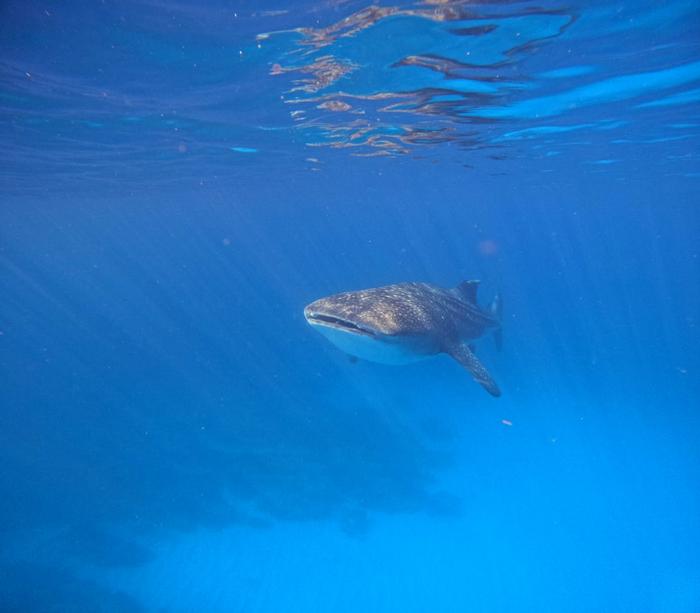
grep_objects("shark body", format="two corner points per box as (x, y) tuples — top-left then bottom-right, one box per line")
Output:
(304, 280), (502, 397)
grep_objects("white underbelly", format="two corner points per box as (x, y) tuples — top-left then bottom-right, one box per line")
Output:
(312, 325), (432, 365)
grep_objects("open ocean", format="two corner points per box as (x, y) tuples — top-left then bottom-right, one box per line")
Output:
(1, 1), (699, 611)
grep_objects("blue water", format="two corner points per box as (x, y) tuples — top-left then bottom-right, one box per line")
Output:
(1, 1), (699, 611)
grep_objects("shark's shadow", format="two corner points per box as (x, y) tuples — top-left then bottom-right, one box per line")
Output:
(0, 358), (464, 577)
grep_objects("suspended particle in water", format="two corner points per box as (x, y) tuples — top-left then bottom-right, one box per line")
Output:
(478, 239), (499, 256)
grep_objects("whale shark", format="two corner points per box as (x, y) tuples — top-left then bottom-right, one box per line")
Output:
(304, 280), (502, 397)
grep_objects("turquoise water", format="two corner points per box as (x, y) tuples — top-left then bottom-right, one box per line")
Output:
(1, 1), (699, 611)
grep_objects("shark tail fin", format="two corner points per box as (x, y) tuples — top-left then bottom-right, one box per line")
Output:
(490, 293), (503, 351)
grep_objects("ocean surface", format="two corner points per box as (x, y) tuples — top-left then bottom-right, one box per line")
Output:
(1, 1), (699, 611)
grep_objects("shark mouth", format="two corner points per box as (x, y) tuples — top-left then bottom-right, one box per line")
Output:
(304, 312), (376, 337)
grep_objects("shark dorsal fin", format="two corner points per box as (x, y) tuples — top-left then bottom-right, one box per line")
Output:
(455, 280), (480, 304)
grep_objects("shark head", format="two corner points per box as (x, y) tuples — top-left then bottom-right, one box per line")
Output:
(304, 296), (382, 336)
(304, 290), (434, 364)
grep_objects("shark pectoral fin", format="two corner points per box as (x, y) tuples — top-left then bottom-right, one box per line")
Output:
(447, 343), (501, 397)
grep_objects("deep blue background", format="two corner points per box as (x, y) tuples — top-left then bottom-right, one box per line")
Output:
(1, 1), (699, 611)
